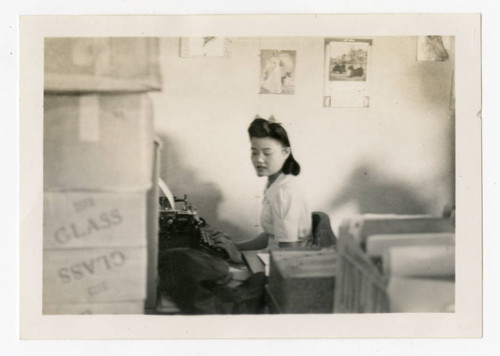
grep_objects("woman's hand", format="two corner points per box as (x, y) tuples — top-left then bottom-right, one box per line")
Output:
(212, 232), (244, 264)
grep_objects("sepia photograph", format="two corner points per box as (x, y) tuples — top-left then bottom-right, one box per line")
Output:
(42, 35), (456, 316)
(260, 49), (296, 94)
(417, 35), (452, 62)
(327, 38), (370, 82)
(18, 14), (482, 340)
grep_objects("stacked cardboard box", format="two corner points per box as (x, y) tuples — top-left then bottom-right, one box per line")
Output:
(340, 215), (455, 312)
(366, 232), (455, 259)
(44, 38), (161, 93)
(386, 275), (455, 313)
(338, 214), (454, 250)
(43, 95), (155, 314)
(384, 244), (455, 313)
(43, 94), (154, 191)
(43, 38), (160, 314)
(365, 231), (455, 272)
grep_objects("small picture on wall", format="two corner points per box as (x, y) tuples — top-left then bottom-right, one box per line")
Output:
(327, 39), (370, 82)
(259, 50), (296, 95)
(324, 38), (372, 108)
(417, 36), (451, 61)
(180, 37), (230, 57)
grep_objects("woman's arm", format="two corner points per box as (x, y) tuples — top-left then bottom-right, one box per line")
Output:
(212, 232), (269, 264)
(235, 232), (268, 251)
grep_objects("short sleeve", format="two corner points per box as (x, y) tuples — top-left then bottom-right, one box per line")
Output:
(269, 186), (302, 242)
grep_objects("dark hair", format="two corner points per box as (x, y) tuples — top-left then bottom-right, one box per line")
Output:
(248, 118), (301, 176)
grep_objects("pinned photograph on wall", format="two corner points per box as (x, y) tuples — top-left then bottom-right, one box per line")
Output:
(417, 36), (451, 62)
(259, 50), (296, 95)
(324, 39), (372, 107)
(327, 39), (370, 82)
(180, 37), (230, 57)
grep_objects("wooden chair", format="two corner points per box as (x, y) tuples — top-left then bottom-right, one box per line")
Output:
(311, 211), (337, 248)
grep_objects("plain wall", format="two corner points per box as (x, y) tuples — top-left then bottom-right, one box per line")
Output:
(150, 36), (455, 240)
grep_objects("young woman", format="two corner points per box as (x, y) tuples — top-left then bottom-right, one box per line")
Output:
(214, 117), (312, 263)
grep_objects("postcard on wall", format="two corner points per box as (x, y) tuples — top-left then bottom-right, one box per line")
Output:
(324, 38), (372, 108)
(417, 36), (451, 62)
(180, 37), (230, 57)
(259, 49), (296, 95)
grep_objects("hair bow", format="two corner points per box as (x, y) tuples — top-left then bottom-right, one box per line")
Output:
(254, 114), (282, 125)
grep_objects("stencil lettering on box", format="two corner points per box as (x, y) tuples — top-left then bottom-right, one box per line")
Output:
(72, 197), (96, 213)
(53, 208), (123, 244)
(88, 281), (108, 296)
(57, 250), (127, 284)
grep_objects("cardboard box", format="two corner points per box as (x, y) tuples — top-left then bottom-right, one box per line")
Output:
(145, 139), (161, 309)
(44, 191), (147, 249)
(338, 215), (454, 249)
(383, 245), (455, 278)
(366, 232), (455, 257)
(44, 37), (161, 93)
(43, 247), (147, 304)
(387, 277), (455, 313)
(43, 301), (145, 315)
(44, 94), (154, 190)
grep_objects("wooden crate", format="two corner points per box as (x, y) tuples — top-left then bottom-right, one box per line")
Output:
(268, 234), (389, 314)
(334, 235), (389, 313)
(44, 93), (154, 190)
(43, 247), (147, 304)
(44, 37), (161, 93)
(44, 191), (147, 250)
(268, 249), (337, 314)
(43, 301), (145, 315)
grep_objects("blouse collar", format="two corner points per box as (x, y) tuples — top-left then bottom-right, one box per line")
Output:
(265, 172), (289, 192)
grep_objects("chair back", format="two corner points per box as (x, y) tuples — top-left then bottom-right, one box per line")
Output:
(311, 211), (337, 248)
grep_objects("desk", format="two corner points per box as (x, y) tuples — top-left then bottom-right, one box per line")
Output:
(242, 251), (267, 274)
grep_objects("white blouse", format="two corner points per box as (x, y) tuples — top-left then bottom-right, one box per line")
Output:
(260, 173), (312, 243)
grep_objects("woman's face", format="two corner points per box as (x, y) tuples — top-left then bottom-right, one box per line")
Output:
(250, 137), (290, 177)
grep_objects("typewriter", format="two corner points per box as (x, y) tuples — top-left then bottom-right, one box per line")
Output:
(158, 194), (229, 259)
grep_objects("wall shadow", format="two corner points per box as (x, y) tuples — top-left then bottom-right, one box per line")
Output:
(330, 161), (432, 215)
(157, 133), (249, 241)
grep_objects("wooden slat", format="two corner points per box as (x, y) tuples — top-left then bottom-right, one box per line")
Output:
(334, 235), (389, 313)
